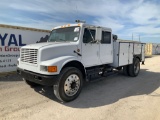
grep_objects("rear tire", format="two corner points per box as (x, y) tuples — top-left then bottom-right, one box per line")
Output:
(53, 67), (83, 102)
(23, 78), (39, 87)
(128, 58), (140, 77)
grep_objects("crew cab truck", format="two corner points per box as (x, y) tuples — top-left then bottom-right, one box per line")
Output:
(17, 21), (145, 102)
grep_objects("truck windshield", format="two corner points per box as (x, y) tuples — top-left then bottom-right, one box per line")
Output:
(48, 26), (80, 42)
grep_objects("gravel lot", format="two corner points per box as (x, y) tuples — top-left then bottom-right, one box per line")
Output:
(0, 56), (160, 120)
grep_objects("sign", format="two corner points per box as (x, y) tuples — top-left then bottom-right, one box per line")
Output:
(0, 26), (50, 72)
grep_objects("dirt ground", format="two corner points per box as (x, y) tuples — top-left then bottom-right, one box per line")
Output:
(0, 56), (160, 120)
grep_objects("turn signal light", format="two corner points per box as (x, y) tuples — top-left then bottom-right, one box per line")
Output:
(48, 66), (57, 72)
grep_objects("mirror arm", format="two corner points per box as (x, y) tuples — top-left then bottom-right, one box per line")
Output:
(88, 29), (95, 42)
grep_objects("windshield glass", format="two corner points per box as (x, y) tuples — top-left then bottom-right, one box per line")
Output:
(48, 26), (80, 42)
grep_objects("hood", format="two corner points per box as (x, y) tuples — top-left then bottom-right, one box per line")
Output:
(22, 42), (76, 49)
(21, 42), (79, 62)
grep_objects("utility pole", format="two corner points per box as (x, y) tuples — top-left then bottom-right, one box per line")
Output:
(132, 33), (133, 41)
(139, 35), (140, 42)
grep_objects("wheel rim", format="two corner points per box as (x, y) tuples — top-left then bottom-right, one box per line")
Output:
(134, 61), (140, 74)
(64, 74), (80, 96)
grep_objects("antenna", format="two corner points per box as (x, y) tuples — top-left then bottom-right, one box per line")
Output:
(75, 20), (86, 23)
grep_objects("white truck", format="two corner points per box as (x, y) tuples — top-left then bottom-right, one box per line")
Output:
(17, 21), (145, 102)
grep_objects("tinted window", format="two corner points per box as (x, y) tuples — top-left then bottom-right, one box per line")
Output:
(101, 31), (111, 44)
(83, 28), (95, 43)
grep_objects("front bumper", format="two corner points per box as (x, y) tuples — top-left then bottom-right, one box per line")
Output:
(17, 68), (58, 86)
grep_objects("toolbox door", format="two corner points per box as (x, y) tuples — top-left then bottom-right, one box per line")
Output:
(119, 43), (129, 66)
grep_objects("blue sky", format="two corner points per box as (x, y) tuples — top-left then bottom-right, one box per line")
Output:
(0, 0), (160, 43)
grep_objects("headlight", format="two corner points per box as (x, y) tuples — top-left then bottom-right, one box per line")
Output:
(40, 66), (47, 71)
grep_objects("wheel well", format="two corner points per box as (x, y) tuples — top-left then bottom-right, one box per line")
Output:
(136, 57), (140, 61)
(61, 61), (86, 79)
(134, 55), (141, 62)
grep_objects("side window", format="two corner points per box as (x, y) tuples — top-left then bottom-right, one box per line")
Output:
(101, 31), (111, 44)
(83, 28), (95, 43)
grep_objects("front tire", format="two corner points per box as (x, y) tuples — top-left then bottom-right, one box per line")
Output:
(53, 67), (83, 102)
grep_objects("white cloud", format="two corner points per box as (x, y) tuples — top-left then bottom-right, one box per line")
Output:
(129, 2), (160, 25)
(0, 0), (160, 42)
(93, 17), (124, 32)
(130, 25), (160, 34)
(2, 0), (128, 32)
(0, 16), (68, 30)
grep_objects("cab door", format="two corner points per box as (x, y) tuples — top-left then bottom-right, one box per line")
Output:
(99, 31), (113, 64)
(81, 28), (100, 67)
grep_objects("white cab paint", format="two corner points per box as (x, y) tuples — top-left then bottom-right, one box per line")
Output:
(81, 43), (100, 67)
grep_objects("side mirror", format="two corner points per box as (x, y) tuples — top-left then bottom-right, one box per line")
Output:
(113, 34), (118, 40)
(95, 27), (102, 41)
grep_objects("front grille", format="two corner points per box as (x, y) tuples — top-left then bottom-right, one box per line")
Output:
(21, 48), (38, 64)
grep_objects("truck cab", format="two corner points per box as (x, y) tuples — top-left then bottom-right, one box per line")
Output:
(17, 21), (145, 102)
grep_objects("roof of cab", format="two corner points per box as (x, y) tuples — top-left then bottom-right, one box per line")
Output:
(52, 23), (112, 31)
